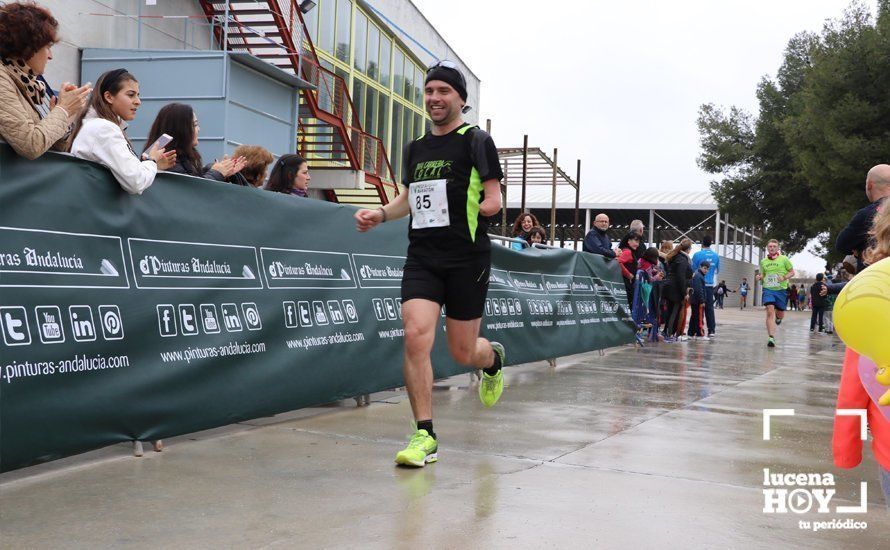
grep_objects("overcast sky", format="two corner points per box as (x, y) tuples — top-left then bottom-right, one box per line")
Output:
(411, 0), (877, 273)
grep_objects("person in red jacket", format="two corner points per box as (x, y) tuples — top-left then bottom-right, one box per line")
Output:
(832, 348), (890, 509)
(617, 233), (641, 307)
(833, 205), (890, 508)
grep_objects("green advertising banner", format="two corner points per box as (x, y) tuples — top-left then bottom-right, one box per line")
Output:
(0, 145), (634, 472)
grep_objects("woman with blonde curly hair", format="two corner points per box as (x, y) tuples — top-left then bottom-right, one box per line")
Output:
(864, 204), (889, 265)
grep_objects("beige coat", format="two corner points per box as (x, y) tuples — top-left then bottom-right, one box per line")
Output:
(0, 68), (70, 159)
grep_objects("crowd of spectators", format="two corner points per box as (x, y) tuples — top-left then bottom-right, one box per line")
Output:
(581, 216), (811, 342)
(0, 2), (310, 199)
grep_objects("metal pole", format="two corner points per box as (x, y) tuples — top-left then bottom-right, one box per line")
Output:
(748, 228), (753, 263)
(550, 147), (558, 246)
(574, 159), (581, 250)
(757, 228), (763, 263)
(723, 213), (730, 257)
(488, 119), (507, 235)
(521, 134), (528, 213)
(137, 1), (142, 49)
(223, 2), (230, 49)
(714, 209), (721, 251)
(502, 162), (508, 236)
(733, 223), (739, 260)
(648, 209), (654, 248)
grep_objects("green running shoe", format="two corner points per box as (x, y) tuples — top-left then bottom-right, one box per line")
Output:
(479, 342), (506, 407)
(395, 429), (438, 467)
(767, 336), (776, 348)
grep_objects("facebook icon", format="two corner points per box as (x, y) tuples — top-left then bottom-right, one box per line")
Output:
(283, 301), (298, 328)
(157, 304), (177, 337)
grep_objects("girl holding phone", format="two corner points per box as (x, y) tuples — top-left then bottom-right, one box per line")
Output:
(143, 102), (245, 182)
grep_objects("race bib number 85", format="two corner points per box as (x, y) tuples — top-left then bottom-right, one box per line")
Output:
(409, 179), (449, 229)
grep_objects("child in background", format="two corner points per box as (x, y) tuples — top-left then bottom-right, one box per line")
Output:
(528, 226), (546, 247)
(687, 261), (709, 338)
(832, 204), (890, 508)
(638, 247), (664, 281)
(632, 247), (664, 340)
(823, 290), (836, 335)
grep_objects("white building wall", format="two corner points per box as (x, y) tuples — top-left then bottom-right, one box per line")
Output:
(715, 256), (758, 309)
(36, 1), (216, 88)
(364, 0), (481, 125)
(36, 1), (481, 124)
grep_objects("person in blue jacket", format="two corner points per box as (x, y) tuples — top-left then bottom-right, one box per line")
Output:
(691, 235), (720, 338)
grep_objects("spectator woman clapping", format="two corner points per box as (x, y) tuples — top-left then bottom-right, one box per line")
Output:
(143, 103), (245, 182)
(69, 68), (176, 194)
(0, 2), (90, 159)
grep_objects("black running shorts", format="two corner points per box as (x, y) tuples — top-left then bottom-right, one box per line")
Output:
(401, 254), (490, 321)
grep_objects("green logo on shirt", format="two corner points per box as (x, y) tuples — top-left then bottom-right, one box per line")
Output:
(413, 160), (452, 181)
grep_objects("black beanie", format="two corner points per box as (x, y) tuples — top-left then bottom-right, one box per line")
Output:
(424, 66), (468, 102)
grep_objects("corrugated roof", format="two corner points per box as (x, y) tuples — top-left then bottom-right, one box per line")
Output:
(506, 187), (716, 211)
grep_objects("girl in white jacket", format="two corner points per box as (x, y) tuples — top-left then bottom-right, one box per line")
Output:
(70, 68), (175, 194)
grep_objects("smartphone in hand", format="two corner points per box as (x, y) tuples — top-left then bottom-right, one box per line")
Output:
(148, 133), (173, 153)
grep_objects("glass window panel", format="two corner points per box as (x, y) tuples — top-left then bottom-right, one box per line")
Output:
(403, 61), (413, 102)
(393, 49), (405, 97)
(367, 24), (380, 81)
(352, 78), (365, 128)
(379, 36), (391, 87)
(391, 102), (402, 182)
(353, 11), (367, 73)
(335, 0), (351, 63)
(402, 105), (412, 151)
(302, 2), (318, 45)
(364, 86), (377, 134)
(335, 67), (350, 123)
(317, 71), (334, 113)
(377, 93), (389, 146)
(414, 65), (423, 108)
(414, 111), (422, 140)
(318, 0), (335, 54)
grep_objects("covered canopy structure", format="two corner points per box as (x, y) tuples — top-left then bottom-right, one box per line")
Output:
(492, 154), (762, 265)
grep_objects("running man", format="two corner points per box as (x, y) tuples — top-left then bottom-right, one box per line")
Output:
(354, 61), (505, 467)
(755, 239), (795, 347)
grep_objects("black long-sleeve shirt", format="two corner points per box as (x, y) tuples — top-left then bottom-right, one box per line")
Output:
(836, 198), (886, 256)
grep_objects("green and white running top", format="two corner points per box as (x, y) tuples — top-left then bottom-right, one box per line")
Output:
(759, 255), (794, 290)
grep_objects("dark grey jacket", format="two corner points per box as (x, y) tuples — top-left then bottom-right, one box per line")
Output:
(583, 228), (615, 259)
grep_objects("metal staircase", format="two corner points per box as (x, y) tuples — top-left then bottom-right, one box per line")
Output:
(197, 1), (398, 206)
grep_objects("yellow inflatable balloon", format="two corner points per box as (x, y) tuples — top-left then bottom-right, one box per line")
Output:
(834, 257), (890, 405)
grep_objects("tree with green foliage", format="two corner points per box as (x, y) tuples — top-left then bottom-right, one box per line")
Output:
(697, 1), (890, 258)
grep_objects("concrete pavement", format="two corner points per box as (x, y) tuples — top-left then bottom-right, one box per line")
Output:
(1, 308), (888, 548)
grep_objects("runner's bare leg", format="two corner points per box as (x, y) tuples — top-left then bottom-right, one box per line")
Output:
(444, 317), (494, 368)
(401, 298), (441, 421)
(765, 304), (776, 336)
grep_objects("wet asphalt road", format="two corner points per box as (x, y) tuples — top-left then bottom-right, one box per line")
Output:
(1, 308), (888, 548)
